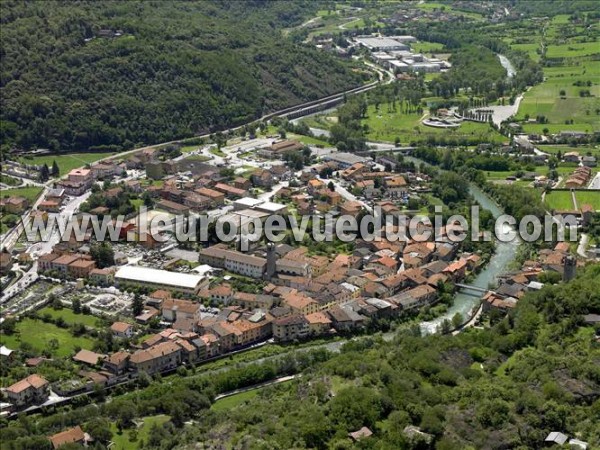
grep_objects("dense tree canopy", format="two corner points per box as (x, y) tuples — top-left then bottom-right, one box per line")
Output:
(0, 1), (366, 152)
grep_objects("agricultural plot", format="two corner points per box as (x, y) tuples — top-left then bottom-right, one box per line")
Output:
(575, 191), (600, 210)
(2, 186), (43, 202)
(544, 191), (576, 210)
(17, 151), (116, 175)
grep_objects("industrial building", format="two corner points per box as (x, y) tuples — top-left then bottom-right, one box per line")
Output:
(114, 266), (207, 294)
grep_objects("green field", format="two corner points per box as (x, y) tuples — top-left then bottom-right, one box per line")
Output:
(362, 103), (506, 144)
(575, 191), (600, 210)
(211, 390), (260, 412)
(0, 318), (95, 357)
(17, 151), (116, 176)
(2, 186), (43, 202)
(546, 42), (600, 59)
(109, 415), (170, 450)
(484, 165), (578, 181)
(411, 41), (445, 54)
(37, 307), (102, 328)
(288, 132), (329, 147)
(510, 43), (542, 61)
(544, 191), (575, 210)
(537, 145), (600, 159)
(514, 23), (600, 134)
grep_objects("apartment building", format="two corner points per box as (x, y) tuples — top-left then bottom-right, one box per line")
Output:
(272, 314), (309, 342)
(129, 341), (182, 374)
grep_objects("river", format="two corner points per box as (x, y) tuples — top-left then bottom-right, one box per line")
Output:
(498, 54), (516, 79)
(420, 183), (520, 334)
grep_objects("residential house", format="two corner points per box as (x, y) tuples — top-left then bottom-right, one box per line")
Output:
(305, 312), (332, 336)
(0, 196), (29, 214)
(102, 351), (130, 375)
(328, 305), (366, 331)
(110, 322), (134, 339)
(129, 341), (182, 374)
(89, 267), (116, 286)
(195, 187), (225, 206)
(162, 298), (201, 323)
(251, 169), (274, 188)
(68, 259), (96, 278)
(5, 374), (49, 408)
(48, 426), (87, 449)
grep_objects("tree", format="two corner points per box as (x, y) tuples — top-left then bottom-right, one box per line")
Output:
(39, 163), (50, 182)
(85, 418), (112, 444)
(451, 312), (463, 329)
(142, 191), (154, 208)
(327, 181), (335, 192)
(72, 298), (82, 314)
(132, 293), (144, 317)
(51, 160), (60, 177)
(91, 243), (115, 268)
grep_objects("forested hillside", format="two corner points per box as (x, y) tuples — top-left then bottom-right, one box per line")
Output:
(0, 1), (366, 152)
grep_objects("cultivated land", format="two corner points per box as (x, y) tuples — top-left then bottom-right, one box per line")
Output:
(512, 14), (600, 135)
(210, 389), (260, 412)
(1, 186), (44, 202)
(544, 190), (600, 211)
(17, 151), (116, 176)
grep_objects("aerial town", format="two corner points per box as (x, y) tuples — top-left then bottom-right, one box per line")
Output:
(0, 1), (599, 449)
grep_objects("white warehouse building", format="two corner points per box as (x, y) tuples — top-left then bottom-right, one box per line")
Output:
(115, 266), (207, 294)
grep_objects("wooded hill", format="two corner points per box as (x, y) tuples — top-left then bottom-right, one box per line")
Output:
(0, 1), (366, 153)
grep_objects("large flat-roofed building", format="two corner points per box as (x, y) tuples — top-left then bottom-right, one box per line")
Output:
(354, 36), (413, 51)
(233, 197), (264, 211)
(322, 152), (372, 168)
(115, 266), (207, 294)
(255, 201), (288, 215)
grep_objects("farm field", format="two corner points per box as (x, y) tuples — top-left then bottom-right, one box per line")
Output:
(537, 145), (600, 159)
(484, 165), (580, 181)
(17, 151), (116, 176)
(575, 191), (600, 210)
(0, 318), (95, 357)
(513, 15), (600, 135)
(1, 186), (43, 202)
(544, 190), (576, 210)
(288, 132), (330, 147)
(546, 42), (600, 58)
(543, 190), (599, 211)
(411, 41), (446, 54)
